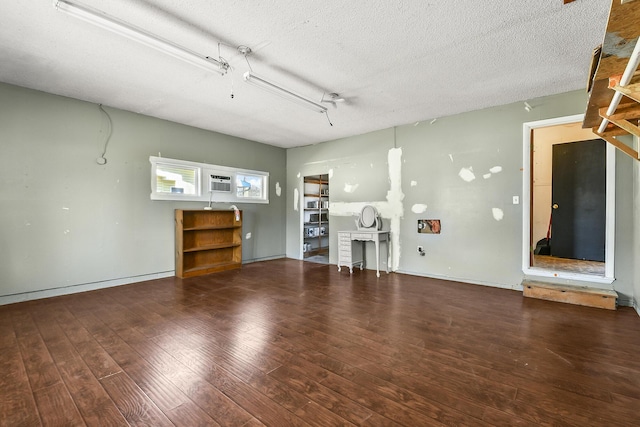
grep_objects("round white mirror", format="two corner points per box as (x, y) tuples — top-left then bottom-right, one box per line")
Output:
(360, 205), (377, 228)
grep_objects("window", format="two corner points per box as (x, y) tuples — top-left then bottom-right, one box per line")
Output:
(236, 173), (267, 200)
(149, 156), (269, 204)
(155, 162), (199, 195)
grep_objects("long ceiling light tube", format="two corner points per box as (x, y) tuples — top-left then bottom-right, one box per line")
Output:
(243, 71), (327, 114)
(53, 0), (228, 75)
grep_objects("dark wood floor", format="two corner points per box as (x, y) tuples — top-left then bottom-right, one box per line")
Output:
(2, 259), (640, 426)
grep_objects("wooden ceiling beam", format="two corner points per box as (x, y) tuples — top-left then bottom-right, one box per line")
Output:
(595, 131), (639, 160)
(606, 117), (640, 138)
(614, 84), (640, 104)
(598, 102), (640, 121)
(594, 123), (632, 136)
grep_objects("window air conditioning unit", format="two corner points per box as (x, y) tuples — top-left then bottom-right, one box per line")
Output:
(209, 174), (232, 192)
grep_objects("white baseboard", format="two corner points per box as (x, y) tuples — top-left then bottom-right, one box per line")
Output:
(0, 271), (175, 306)
(243, 254), (286, 264)
(395, 269), (523, 292)
(0, 256), (287, 306)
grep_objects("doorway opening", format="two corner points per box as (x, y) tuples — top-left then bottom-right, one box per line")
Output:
(522, 114), (615, 284)
(302, 174), (330, 264)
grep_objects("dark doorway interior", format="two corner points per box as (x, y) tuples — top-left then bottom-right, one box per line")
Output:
(550, 139), (606, 262)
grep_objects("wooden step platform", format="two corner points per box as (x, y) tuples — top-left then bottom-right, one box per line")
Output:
(523, 281), (617, 310)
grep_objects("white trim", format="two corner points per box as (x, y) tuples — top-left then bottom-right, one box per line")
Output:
(0, 271), (175, 306)
(395, 269), (523, 291)
(522, 114), (615, 284)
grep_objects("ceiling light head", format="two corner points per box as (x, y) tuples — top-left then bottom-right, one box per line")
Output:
(321, 92), (345, 108)
(237, 45), (252, 56)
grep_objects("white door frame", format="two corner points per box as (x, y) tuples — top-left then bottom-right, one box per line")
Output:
(522, 114), (615, 284)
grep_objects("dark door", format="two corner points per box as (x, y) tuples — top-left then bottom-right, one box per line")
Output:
(551, 139), (606, 261)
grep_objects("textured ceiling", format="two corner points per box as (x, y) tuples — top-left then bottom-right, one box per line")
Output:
(0, 1), (611, 148)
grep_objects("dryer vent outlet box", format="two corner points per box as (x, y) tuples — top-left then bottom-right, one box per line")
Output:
(210, 174), (232, 192)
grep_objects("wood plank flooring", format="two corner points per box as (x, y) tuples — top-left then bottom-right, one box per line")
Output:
(1, 258), (639, 426)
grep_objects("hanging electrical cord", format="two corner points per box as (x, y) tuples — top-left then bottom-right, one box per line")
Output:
(96, 104), (113, 165)
(324, 110), (333, 127)
(229, 70), (235, 99)
(241, 47), (253, 72)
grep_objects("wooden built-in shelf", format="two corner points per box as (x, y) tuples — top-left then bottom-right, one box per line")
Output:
(183, 242), (241, 253)
(175, 209), (242, 278)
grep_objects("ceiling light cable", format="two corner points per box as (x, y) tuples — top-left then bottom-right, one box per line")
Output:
(53, 0), (229, 75)
(97, 104), (112, 165)
(324, 110), (333, 127)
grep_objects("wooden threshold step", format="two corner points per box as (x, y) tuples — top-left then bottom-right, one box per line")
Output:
(522, 281), (617, 310)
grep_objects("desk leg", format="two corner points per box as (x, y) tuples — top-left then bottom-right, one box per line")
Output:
(374, 238), (380, 278)
(385, 238), (389, 274)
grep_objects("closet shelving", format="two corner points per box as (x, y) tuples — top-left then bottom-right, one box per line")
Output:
(302, 174), (329, 258)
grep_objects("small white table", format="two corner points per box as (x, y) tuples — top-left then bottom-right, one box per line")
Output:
(337, 230), (390, 277)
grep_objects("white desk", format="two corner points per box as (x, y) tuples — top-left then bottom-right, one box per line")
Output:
(337, 230), (390, 277)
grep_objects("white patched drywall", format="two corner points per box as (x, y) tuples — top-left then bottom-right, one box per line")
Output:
(329, 147), (404, 271)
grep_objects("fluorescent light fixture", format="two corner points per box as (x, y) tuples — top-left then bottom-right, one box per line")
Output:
(53, 0), (228, 75)
(243, 71), (327, 113)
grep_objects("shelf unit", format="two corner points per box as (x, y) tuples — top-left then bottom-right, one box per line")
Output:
(583, 0), (640, 161)
(175, 209), (242, 278)
(302, 174), (329, 258)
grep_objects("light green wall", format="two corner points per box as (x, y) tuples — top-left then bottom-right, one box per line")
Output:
(2, 82), (636, 307)
(0, 83), (286, 304)
(287, 90), (636, 303)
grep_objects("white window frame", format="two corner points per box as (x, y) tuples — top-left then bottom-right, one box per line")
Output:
(150, 156), (269, 204)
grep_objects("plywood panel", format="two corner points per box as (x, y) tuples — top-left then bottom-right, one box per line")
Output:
(584, 0), (640, 129)
(593, 0), (640, 81)
(523, 281), (617, 310)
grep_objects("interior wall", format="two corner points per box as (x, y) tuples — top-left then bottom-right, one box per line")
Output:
(532, 123), (601, 243)
(634, 138), (640, 314)
(286, 90), (635, 300)
(0, 83), (286, 304)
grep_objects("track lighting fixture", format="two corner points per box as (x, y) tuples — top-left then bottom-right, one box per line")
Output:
(243, 71), (328, 114)
(53, 0), (229, 75)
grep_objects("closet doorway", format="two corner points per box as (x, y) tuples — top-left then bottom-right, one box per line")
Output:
(522, 115), (615, 283)
(302, 174), (330, 264)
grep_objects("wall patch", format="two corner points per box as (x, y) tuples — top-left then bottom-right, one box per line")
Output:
(411, 204), (428, 214)
(459, 167), (476, 182)
(344, 183), (359, 193)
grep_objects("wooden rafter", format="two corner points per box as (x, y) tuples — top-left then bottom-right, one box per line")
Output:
(614, 84), (640, 104)
(584, 0), (640, 160)
(595, 130), (639, 160)
(598, 102), (640, 122)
